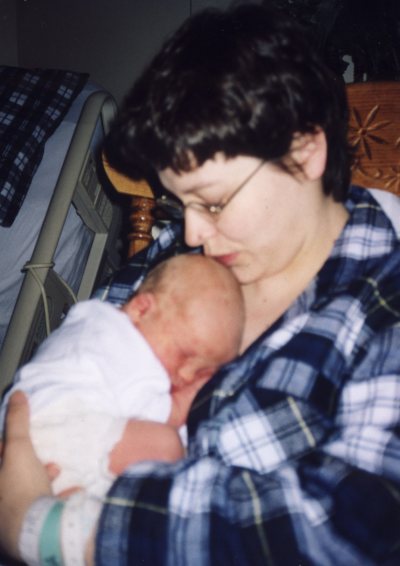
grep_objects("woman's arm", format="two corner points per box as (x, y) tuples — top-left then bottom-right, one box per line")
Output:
(2, 365), (400, 565)
(96, 446), (400, 565)
(0, 391), (52, 560)
(0, 392), (99, 566)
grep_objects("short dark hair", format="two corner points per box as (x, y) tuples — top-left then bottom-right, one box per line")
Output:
(104, 3), (351, 201)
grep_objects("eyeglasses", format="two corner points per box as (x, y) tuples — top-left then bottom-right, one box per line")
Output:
(156, 160), (265, 223)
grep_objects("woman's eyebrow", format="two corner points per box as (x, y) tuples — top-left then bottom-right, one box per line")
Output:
(180, 179), (223, 195)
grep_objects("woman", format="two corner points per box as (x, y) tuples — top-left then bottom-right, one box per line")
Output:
(1, 4), (400, 564)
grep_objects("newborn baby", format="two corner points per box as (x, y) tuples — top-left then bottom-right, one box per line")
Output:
(0, 255), (244, 497)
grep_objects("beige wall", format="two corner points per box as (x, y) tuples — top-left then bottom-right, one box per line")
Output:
(0, 0), (18, 65)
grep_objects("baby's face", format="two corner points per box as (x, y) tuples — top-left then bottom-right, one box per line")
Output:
(150, 324), (237, 391)
(124, 281), (243, 391)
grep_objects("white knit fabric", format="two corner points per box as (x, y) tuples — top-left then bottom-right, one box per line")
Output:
(1, 300), (172, 496)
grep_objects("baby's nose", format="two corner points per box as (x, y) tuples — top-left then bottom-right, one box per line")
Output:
(177, 365), (195, 384)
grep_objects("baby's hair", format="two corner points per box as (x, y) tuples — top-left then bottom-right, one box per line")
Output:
(137, 254), (244, 325)
(137, 256), (183, 296)
(130, 254), (245, 358)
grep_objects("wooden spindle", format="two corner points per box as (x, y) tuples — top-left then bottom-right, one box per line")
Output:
(128, 195), (156, 257)
(102, 155), (156, 257)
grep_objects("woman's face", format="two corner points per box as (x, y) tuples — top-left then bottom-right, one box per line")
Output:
(159, 153), (319, 287)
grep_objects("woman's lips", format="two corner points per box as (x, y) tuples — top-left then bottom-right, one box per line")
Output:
(213, 252), (239, 267)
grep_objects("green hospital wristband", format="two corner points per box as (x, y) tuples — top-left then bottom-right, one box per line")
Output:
(39, 500), (65, 566)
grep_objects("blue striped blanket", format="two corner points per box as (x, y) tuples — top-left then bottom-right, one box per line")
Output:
(0, 66), (88, 227)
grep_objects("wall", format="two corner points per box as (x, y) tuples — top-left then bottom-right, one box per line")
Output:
(0, 0), (18, 65)
(17, 0), (189, 104)
(192, 0), (233, 12)
(16, 0), (247, 104)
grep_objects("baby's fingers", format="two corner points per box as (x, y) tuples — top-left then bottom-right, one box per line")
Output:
(45, 462), (61, 481)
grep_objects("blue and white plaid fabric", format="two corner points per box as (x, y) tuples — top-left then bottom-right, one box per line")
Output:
(0, 66), (88, 227)
(96, 186), (400, 565)
(95, 220), (195, 303)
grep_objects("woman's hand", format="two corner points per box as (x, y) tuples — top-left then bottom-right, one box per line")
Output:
(0, 391), (52, 560)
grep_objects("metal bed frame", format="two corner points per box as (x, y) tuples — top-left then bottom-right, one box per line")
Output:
(0, 91), (121, 394)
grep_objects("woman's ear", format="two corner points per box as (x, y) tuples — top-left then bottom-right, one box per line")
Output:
(289, 129), (327, 181)
(121, 292), (157, 324)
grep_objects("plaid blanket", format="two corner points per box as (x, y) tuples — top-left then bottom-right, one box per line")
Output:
(0, 66), (88, 227)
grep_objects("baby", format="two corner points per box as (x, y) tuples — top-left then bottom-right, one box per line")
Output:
(0, 255), (244, 497)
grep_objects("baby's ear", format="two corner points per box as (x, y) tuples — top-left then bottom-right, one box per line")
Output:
(123, 292), (157, 323)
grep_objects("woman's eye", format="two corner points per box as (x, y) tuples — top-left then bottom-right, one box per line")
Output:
(207, 203), (223, 214)
(187, 197), (226, 216)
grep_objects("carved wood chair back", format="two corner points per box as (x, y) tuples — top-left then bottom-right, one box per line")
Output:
(347, 81), (400, 195)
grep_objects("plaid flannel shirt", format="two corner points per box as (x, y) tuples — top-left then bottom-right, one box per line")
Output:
(95, 186), (400, 565)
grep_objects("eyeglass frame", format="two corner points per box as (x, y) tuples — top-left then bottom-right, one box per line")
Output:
(156, 159), (265, 222)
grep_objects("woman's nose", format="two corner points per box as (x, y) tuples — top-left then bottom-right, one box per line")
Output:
(184, 208), (217, 247)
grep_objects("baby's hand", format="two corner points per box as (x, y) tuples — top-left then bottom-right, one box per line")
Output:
(108, 419), (184, 474)
(56, 485), (83, 498)
(44, 461), (61, 482)
(169, 374), (211, 428)
(44, 462), (82, 498)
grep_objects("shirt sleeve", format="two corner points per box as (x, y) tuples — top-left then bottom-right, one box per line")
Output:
(95, 447), (400, 565)
(95, 325), (400, 565)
